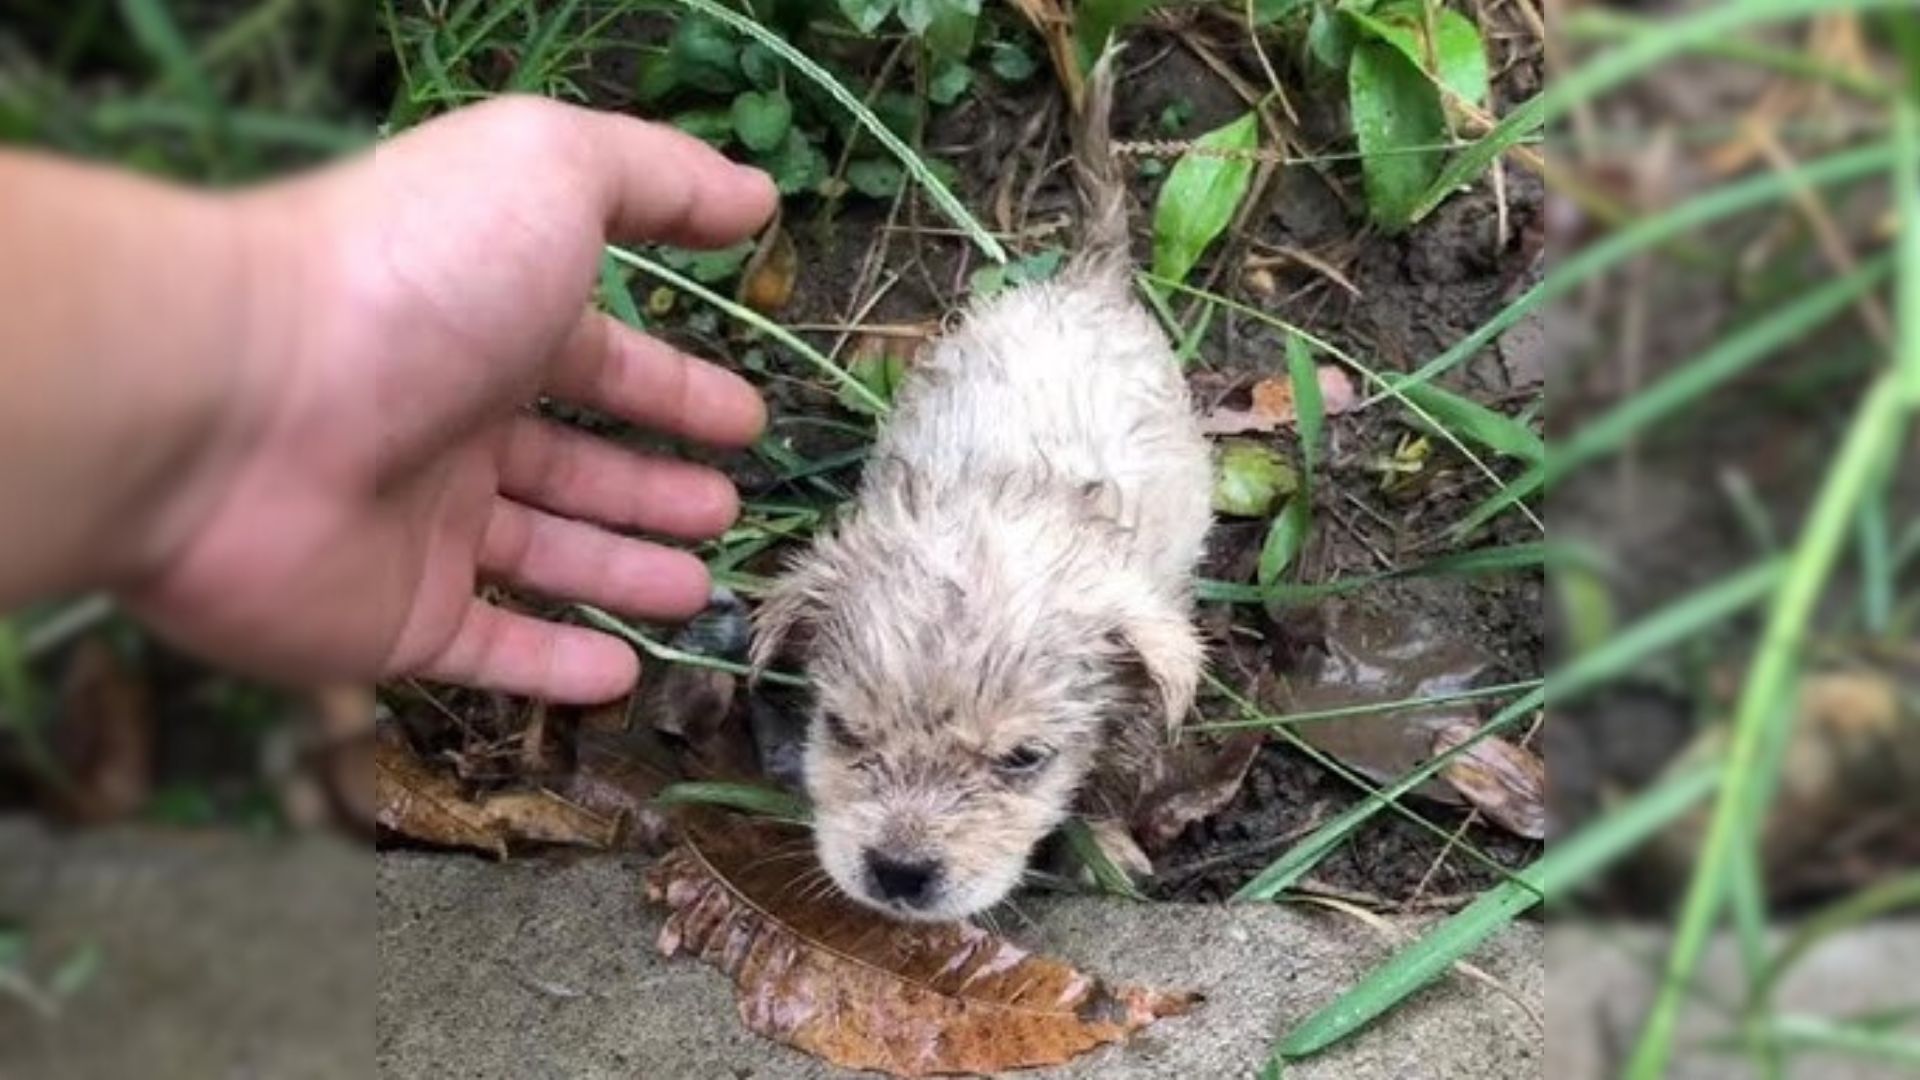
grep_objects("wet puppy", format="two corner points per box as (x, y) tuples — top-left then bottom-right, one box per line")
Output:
(751, 57), (1211, 922)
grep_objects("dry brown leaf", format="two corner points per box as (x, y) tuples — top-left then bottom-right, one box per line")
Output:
(647, 815), (1196, 1076)
(1198, 368), (1357, 435)
(1431, 721), (1548, 840)
(1132, 732), (1266, 852)
(738, 217), (797, 315)
(45, 636), (152, 824)
(556, 728), (678, 852)
(375, 722), (619, 856)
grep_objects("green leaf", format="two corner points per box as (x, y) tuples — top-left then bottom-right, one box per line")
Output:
(1213, 441), (1297, 517)
(1286, 332), (1325, 477)
(1347, 4), (1489, 107)
(928, 57), (973, 105)
(1075, 0), (1173, 69)
(847, 157), (906, 197)
(635, 51), (680, 102)
(837, 349), (910, 416)
(917, 0), (980, 60)
(671, 107), (735, 146)
(1307, 0), (1356, 70)
(1252, 0), (1312, 24)
(730, 89), (793, 152)
(756, 128), (828, 194)
(656, 241), (754, 284)
(49, 942), (102, 1000)
(1348, 41), (1447, 229)
(989, 40), (1038, 81)
(655, 781), (813, 824)
(739, 42), (782, 89)
(836, 0), (894, 34)
(1151, 110), (1259, 287)
(1398, 380), (1544, 463)
(667, 15), (742, 93)
(1257, 497), (1311, 587)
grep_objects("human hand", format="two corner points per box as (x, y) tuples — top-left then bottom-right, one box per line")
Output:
(123, 97), (777, 703)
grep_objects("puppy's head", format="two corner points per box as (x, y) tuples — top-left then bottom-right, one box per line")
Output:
(752, 531), (1197, 921)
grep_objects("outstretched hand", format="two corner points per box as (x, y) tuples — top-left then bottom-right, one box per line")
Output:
(123, 97), (778, 703)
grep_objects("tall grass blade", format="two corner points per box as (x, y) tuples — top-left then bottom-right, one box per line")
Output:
(1625, 374), (1914, 1080)
(1275, 763), (1721, 1060)
(1408, 0), (1912, 227)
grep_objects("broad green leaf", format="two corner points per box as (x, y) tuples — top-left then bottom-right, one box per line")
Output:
(917, 0), (980, 59)
(739, 42), (782, 88)
(756, 129), (828, 194)
(928, 57), (973, 105)
(1151, 111), (1259, 286)
(1252, 0), (1312, 24)
(1257, 497), (1311, 587)
(667, 15), (742, 93)
(1076, 0), (1174, 69)
(1349, 41), (1447, 229)
(671, 106), (734, 146)
(836, 0), (894, 34)
(1213, 442), (1297, 518)
(1348, 4), (1489, 107)
(847, 157), (906, 197)
(656, 241), (754, 284)
(730, 89), (792, 152)
(1307, 0), (1356, 70)
(989, 41), (1038, 81)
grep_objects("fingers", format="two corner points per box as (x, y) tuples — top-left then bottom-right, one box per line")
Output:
(568, 103), (777, 249)
(498, 416), (739, 541)
(547, 313), (766, 448)
(412, 600), (639, 705)
(478, 498), (712, 621)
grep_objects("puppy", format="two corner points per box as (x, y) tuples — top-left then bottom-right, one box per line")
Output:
(751, 56), (1212, 922)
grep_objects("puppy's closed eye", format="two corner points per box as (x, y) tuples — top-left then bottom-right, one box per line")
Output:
(992, 743), (1055, 776)
(820, 711), (863, 750)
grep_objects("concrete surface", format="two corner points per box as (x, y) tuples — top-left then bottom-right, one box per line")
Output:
(1549, 921), (1920, 1080)
(0, 820), (373, 1080)
(374, 851), (1545, 1079)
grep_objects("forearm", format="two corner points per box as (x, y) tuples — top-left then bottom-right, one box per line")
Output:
(0, 151), (262, 608)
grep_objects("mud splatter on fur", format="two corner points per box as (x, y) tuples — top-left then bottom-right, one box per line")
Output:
(752, 52), (1212, 922)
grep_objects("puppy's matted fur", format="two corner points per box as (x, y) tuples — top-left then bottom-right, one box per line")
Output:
(751, 55), (1212, 921)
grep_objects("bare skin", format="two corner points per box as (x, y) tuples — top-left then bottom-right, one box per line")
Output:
(0, 96), (777, 704)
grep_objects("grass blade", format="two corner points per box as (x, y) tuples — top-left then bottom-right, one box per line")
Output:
(1398, 381), (1543, 463)
(1369, 142), (1897, 406)
(606, 245), (887, 414)
(655, 781), (812, 824)
(1407, 0), (1913, 228)
(667, 0), (1006, 264)
(1287, 332), (1325, 477)
(1196, 541), (1549, 605)
(1275, 763), (1722, 1060)
(1625, 374), (1914, 1079)
(572, 603), (807, 687)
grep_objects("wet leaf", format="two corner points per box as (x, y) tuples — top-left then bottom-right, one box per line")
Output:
(646, 814), (1197, 1076)
(557, 728), (678, 852)
(1198, 368), (1356, 435)
(1431, 720), (1547, 839)
(1212, 441), (1297, 517)
(1151, 110), (1259, 287)
(730, 89), (792, 152)
(1348, 41), (1446, 230)
(46, 637), (151, 824)
(737, 220), (797, 315)
(1132, 732), (1266, 851)
(1257, 496), (1311, 587)
(374, 723), (619, 856)
(1347, 4), (1489, 109)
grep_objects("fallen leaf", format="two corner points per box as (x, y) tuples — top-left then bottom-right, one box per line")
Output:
(647, 814), (1197, 1077)
(374, 722), (619, 856)
(1199, 368), (1356, 435)
(1276, 595), (1548, 839)
(557, 728), (678, 853)
(1211, 440), (1297, 517)
(1431, 721), (1547, 840)
(1132, 733), (1266, 851)
(737, 216), (797, 315)
(45, 637), (152, 824)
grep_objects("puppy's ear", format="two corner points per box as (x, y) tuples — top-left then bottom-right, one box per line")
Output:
(749, 554), (834, 676)
(1105, 599), (1203, 735)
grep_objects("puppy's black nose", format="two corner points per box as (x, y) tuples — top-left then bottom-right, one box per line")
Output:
(864, 850), (941, 907)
